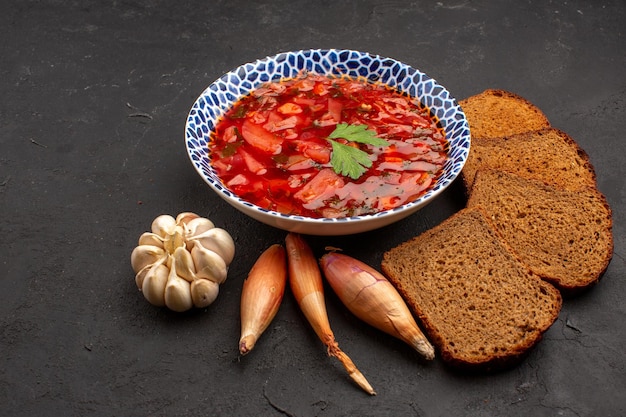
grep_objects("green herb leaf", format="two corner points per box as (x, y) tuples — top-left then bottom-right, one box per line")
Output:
(328, 123), (389, 147)
(326, 123), (389, 180)
(329, 141), (373, 180)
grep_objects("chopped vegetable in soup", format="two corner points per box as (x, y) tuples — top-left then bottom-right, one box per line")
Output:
(209, 72), (447, 218)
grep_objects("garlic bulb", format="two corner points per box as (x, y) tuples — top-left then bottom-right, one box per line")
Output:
(131, 212), (235, 312)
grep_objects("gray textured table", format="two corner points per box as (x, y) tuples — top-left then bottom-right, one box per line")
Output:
(2, 1), (625, 416)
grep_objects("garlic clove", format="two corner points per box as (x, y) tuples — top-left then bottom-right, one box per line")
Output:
(141, 263), (169, 307)
(184, 216), (215, 237)
(164, 276), (193, 312)
(131, 245), (166, 273)
(172, 246), (196, 282)
(163, 257), (193, 312)
(175, 212), (200, 225)
(151, 214), (177, 238)
(136, 255), (168, 289)
(191, 243), (228, 284)
(134, 260), (155, 288)
(138, 232), (164, 248)
(189, 228), (235, 266)
(190, 279), (219, 308)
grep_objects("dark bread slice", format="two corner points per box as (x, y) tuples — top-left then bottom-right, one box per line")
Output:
(467, 169), (613, 292)
(461, 128), (597, 193)
(459, 89), (551, 139)
(381, 207), (562, 370)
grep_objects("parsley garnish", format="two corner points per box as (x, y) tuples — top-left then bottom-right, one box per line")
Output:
(327, 123), (389, 180)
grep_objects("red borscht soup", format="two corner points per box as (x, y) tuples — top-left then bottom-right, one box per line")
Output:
(209, 72), (448, 218)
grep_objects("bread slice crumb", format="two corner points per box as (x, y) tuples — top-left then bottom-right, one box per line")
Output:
(467, 169), (614, 292)
(461, 128), (597, 192)
(382, 207), (562, 370)
(459, 89), (551, 139)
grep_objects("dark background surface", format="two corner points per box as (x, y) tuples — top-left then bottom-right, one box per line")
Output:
(1, 1), (625, 416)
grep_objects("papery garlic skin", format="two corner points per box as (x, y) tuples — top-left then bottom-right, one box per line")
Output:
(137, 232), (165, 247)
(131, 212), (235, 312)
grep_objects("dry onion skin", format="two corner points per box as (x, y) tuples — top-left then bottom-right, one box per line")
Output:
(239, 244), (287, 355)
(285, 233), (376, 395)
(320, 252), (434, 360)
(131, 212), (235, 312)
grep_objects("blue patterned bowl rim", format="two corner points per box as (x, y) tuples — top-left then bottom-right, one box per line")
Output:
(185, 49), (470, 224)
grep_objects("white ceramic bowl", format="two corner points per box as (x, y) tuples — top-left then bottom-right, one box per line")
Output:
(185, 49), (470, 236)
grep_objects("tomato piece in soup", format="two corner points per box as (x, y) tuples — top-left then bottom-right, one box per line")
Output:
(296, 138), (331, 165)
(241, 119), (283, 154)
(293, 168), (345, 209)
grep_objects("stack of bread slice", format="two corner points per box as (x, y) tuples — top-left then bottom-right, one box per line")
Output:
(381, 89), (613, 370)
